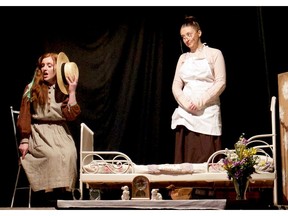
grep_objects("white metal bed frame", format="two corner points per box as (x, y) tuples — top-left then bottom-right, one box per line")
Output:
(78, 96), (278, 206)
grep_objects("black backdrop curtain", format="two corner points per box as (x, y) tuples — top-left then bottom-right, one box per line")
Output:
(2, 6), (287, 206)
(43, 7), (180, 164)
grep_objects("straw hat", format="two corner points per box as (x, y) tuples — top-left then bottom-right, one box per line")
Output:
(56, 52), (79, 95)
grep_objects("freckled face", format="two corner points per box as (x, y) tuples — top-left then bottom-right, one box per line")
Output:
(41, 56), (56, 84)
(180, 26), (201, 51)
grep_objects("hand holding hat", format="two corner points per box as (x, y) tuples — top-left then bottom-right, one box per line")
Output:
(56, 52), (79, 95)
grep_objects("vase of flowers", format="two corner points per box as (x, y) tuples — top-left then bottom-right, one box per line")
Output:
(222, 134), (258, 200)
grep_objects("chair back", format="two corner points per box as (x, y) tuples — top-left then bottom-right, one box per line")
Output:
(10, 106), (20, 158)
(10, 106), (32, 208)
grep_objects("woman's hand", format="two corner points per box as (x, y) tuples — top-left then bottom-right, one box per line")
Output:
(187, 102), (199, 114)
(188, 102), (198, 111)
(19, 143), (29, 159)
(66, 76), (78, 94)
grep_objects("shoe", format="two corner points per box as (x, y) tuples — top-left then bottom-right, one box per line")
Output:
(61, 191), (73, 200)
(44, 191), (57, 207)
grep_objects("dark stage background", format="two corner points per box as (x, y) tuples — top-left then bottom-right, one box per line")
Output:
(1, 6), (287, 207)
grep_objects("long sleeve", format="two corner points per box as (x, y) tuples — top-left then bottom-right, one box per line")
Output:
(61, 97), (81, 121)
(172, 54), (193, 112)
(17, 86), (32, 141)
(195, 48), (226, 109)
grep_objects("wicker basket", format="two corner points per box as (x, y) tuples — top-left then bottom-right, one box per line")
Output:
(166, 185), (193, 200)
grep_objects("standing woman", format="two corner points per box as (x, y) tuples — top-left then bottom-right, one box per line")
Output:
(171, 16), (226, 163)
(17, 52), (81, 206)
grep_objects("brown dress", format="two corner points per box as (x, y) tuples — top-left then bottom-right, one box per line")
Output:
(17, 84), (81, 192)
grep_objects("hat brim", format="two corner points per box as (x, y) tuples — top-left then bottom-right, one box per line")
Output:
(56, 52), (70, 95)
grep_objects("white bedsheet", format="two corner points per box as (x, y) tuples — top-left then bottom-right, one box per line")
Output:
(82, 156), (273, 175)
(82, 162), (207, 174)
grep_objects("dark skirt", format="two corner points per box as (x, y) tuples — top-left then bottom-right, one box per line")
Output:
(174, 126), (222, 163)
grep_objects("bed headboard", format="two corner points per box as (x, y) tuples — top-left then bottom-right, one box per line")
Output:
(247, 96), (277, 206)
(80, 122), (94, 168)
(206, 96), (278, 205)
(80, 122), (135, 174)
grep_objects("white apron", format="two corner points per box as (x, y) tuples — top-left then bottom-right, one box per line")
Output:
(171, 50), (222, 136)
